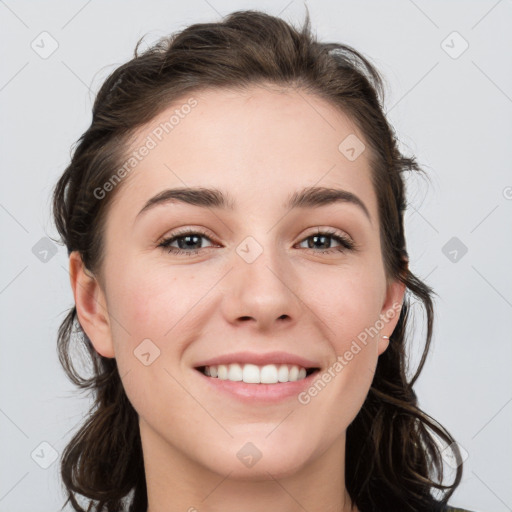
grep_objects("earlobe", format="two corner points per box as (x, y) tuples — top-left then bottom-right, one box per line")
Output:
(377, 278), (406, 355)
(68, 251), (115, 358)
(377, 335), (390, 355)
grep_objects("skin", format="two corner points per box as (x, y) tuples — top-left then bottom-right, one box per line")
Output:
(69, 84), (405, 512)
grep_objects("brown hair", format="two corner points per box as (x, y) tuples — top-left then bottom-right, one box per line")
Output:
(52, 9), (463, 512)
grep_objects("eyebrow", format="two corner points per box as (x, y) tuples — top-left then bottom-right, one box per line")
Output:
(136, 185), (371, 222)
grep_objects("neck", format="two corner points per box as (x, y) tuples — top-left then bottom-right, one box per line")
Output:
(141, 420), (358, 512)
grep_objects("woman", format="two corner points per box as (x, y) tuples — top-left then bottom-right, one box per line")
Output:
(52, 9), (473, 512)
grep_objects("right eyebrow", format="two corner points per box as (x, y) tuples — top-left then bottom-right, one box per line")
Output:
(136, 187), (235, 220)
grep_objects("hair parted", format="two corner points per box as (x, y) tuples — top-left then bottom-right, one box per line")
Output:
(52, 9), (463, 512)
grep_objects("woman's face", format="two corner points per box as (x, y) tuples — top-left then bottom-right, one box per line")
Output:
(75, 85), (404, 479)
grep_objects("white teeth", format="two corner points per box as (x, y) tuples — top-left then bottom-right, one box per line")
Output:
(260, 364), (278, 384)
(217, 364), (228, 380)
(277, 364), (289, 382)
(202, 363), (312, 384)
(243, 363), (260, 383)
(228, 363), (243, 381)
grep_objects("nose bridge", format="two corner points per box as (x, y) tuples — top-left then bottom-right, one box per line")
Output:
(236, 233), (290, 296)
(223, 232), (301, 327)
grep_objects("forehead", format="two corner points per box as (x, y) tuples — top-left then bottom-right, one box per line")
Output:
(113, 85), (377, 220)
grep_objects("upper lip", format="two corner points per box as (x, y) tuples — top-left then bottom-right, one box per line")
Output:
(194, 351), (322, 369)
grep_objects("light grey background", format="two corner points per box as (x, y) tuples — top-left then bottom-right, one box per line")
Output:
(1, 1), (511, 511)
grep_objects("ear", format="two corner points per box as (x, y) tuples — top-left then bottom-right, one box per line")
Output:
(69, 251), (115, 358)
(377, 277), (406, 356)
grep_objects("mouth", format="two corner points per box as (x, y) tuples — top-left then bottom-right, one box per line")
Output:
(195, 363), (321, 384)
(192, 351), (323, 402)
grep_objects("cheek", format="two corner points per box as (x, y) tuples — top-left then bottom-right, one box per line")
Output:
(104, 259), (224, 388)
(302, 265), (384, 406)
(103, 261), (202, 419)
(107, 259), (197, 341)
(310, 264), (385, 344)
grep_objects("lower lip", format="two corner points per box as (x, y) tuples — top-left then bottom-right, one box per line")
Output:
(194, 369), (320, 403)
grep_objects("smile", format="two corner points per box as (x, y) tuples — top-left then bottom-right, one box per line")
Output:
(198, 363), (319, 384)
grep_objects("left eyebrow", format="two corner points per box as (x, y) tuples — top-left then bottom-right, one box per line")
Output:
(135, 185), (371, 223)
(287, 186), (371, 223)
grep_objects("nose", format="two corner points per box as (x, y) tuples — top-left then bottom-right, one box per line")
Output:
(220, 239), (302, 332)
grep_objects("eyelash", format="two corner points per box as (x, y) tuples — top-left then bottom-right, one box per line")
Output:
(157, 227), (355, 256)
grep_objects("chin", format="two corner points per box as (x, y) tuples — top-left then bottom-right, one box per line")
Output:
(197, 434), (316, 480)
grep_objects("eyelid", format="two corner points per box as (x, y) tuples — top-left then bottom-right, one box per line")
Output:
(156, 225), (218, 245)
(157, 226), (353, 244)
(157, 225), (357, 255)
(298, 227), (356, 251)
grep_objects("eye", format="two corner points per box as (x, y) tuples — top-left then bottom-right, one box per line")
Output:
(296, 228), (355, 254)
(157, 228), (216, 256)
(157, 227), (355, 257)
